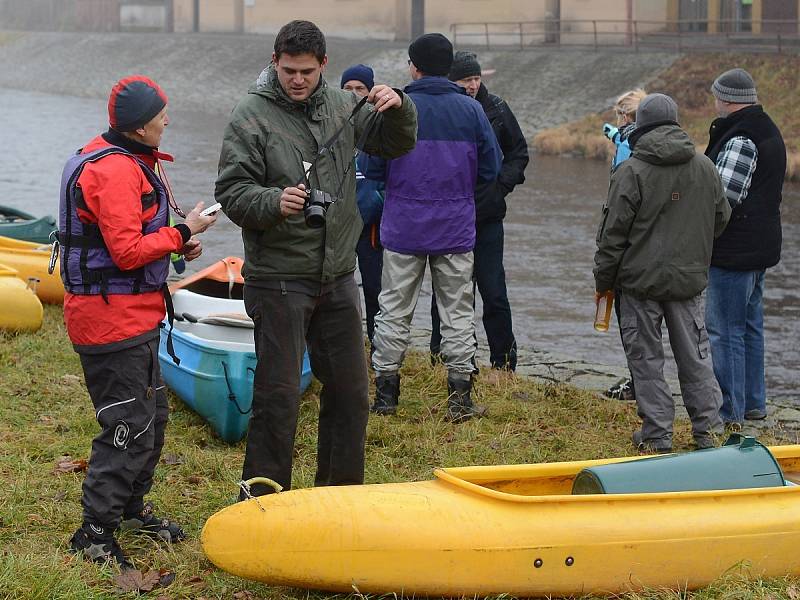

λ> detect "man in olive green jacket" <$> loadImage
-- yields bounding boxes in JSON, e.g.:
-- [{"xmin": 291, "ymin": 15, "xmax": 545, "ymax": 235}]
[
  {"xmin": 594, "ymin": 94, "xmax": 730, "ymax": 454},
  {"xmin": 216, "ymin": 20, "xmax": 417, "ymax": 497}
]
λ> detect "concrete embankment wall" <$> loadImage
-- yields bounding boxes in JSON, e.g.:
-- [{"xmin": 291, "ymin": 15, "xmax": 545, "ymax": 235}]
[{"xmin": 0, "ymin": 31, "xmax": 677, "ymax": 139}]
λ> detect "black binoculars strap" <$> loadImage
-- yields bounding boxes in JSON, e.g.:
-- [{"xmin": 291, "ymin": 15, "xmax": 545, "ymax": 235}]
[
  {"xmin": 335, "ymin": 110, "xmax": 380, "ymax": 199},
  {"xmin": 303, "ymin": 95, "xmax": 369, "ymax": 187}
]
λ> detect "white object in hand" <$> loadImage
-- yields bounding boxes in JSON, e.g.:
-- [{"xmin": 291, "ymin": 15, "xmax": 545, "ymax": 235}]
[{"xmin": 200, "ymin": 203, "xmax": 222, "ymax": 216}]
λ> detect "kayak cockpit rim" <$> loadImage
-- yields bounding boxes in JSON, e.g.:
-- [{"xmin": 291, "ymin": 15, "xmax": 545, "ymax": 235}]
[{"xmin": 434, "ymin": 443, "xmax": 800, "ymax": 503}]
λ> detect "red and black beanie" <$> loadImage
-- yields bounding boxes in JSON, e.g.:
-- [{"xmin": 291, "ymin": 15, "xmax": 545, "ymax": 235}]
[{"xmin": 108, "ymin": 75, "xmax": 168, "ymax": 132}]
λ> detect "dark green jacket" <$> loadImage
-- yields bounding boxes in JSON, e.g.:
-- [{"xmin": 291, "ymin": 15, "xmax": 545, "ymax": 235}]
[
  {"xmin": 594, "ymin": 124, "xmax": 731, "ymax": 301},
  {"xmin": 215, "ymin": 66, "xmax": 417, "ymax": 283}
]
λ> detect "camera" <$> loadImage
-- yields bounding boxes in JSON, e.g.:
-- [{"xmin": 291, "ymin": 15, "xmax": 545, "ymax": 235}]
[{"xmin": 303, "ymin": 189, "xmax": 338, "ymax": 228}]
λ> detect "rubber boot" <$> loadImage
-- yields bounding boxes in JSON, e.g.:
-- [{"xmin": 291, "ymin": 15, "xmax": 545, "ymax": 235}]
[
  {"xmin": 372, "ymin": 373, "xmax": 400, "ymax": 416},
  {"xmin": 446, "ymin": 375, "xmax": 486, "ymax": 423}
]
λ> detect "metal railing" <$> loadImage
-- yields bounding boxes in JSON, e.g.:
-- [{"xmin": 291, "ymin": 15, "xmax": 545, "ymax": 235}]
[{"xmin": 450, "ymin": 19, "xmax": 800, "ymax": 54}]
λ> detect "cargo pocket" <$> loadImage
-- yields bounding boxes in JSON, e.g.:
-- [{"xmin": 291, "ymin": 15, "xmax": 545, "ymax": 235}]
[
  {"xmin": 620, "ymin": 315, "xmax": 643, "ymax": 360},
  {"xmin": 694, "ymin": 315, "xmax": 710, "ymax": 359}
]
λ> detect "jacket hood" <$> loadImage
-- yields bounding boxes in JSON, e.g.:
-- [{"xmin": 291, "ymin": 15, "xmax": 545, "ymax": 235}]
[
  {"xmin": 249, "ymin": 65, "xmax": 328, "ymax": 117},
  {"xmin": 404, "ymin": 76, "xmax": 467, "ymax": 96},
  {"xmin": 632, "ymin": 124, "xmax": 696, "ymax": 166}
]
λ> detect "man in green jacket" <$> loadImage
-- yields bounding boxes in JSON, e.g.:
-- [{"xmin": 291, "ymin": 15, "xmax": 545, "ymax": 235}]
[
  {"xmin": 216, "ymin": 20, "xmax": 417, "ymax": 497},
  {"xmin": 594, "ymin": 93, "xmax": 731, "ymax": 454}
]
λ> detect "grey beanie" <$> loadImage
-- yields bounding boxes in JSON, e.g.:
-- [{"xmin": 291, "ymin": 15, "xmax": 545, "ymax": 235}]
[
  {"xmin": 635, "ymin": 93, "xmax": 679, "ymax": 129},
  {"xmin": 449, "ymin": 51, "xmax": 481, "ymax": 81},
  {"xmin": 711, "ymin": 68, "xmax": 758, "ymax": 104}
]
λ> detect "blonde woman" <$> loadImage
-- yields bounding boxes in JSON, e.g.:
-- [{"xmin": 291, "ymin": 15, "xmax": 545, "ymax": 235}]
[
  {"xmin": 601, "ymin": 88, "xmax": 646, "ymax": 403},
  {"xmin": 603, "ymin": 88, "xmax": 647, "ymax": 169}
]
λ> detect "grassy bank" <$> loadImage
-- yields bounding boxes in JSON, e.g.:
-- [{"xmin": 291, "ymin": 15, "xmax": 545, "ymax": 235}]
[
  {"xmin": 0, "ymin": 305, "xmax": 796, "ymax": 599},
  {"xmin": 533, "ymin": 53, "xmax": 800, "ymax": 180}
]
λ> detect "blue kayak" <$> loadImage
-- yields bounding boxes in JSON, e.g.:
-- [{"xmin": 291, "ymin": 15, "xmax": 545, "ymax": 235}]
[{"xmin": 158, "ymin": 288, "xmax": 312, "ymax": 443}]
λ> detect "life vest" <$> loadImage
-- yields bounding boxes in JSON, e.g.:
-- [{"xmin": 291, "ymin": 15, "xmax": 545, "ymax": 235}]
[{"xmin": 58, "ymin": 146, "xmax": 170, "ymax": 298}]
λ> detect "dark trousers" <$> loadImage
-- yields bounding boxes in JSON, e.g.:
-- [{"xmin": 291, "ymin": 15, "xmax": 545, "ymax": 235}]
[
  {"xmin": 614, "ymin": 289, "xmax": 635, "ymax": 389},
  {"xmin": 356, "ymin": 233, "xmax": 383, "ymax": 344},
  {"xmin": 431, "ymin": 220, "xmax": 516, "ymax": 370},
  {"xmin": 79, "ymin": 337, "xmax": 168, "ymax": 528},
  {"xmin": 242, "ymin": 275, "xmax": 369, "ymax": 496}
]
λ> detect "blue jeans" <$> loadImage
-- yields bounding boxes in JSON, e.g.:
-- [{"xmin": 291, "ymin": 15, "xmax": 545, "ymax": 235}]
[{"xmin": 705, "ymin": 267, "xmax": 766, "ymax": 424}]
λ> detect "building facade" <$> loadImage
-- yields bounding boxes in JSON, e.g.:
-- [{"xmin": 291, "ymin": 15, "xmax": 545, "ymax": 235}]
[
  {"xmin": 1, "ymin": 0, "xmax": 796, "ymax": 39},
  {"xmin": 169, "ymin": 0, "xmax": 798, "ymax": 39}
]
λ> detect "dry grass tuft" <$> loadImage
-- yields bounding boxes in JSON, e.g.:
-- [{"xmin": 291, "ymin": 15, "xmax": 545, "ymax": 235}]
[{"xmin": 534, "ymin": 53, "xmax": 800, "ymax": 181}]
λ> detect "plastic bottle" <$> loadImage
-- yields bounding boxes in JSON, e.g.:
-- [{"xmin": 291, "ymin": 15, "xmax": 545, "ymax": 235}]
[{"xmin": 594, "ymin": 290, "xmax": 614, "ymax": 332}]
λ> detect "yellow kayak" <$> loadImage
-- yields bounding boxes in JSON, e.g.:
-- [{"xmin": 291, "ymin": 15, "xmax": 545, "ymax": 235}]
[
  {"xmin": 0, "ymin": 264, "xmax": 43, "ymax": 332},
  {"xmin": 202, "ymin": 442, "xmax": 800, "ymax": 597},
  {"xmin": 0, "ymin": 235, "xmax": 64, "ymax": 304}
]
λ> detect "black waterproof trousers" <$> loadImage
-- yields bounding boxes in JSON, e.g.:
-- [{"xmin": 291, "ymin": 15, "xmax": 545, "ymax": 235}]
[
  {"xmin": 242, "ymin": 274, "xmax": 370, "ymax": 497},
  {"xmin": 79, "ymin": 336, "xmax": 168, "ymax": 528}
]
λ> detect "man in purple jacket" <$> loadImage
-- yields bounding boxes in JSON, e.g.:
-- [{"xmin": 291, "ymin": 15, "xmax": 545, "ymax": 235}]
[{"xmin": 368, "ymin": 33, "xmax": 502, "ymax": 423}]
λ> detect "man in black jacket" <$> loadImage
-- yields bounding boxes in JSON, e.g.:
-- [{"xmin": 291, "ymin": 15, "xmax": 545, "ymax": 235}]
[
  {"xmin": 705, "ymin": 68, "xmax": 786, "ymax": 428},
  {"xmin": 431, "ymin": 51, "xmax": 529, "ymax": 372}
]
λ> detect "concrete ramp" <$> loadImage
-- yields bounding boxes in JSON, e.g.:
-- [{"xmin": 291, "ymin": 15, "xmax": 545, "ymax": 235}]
[{"xmin": 0, "ymin": 32, "xmax": 676, "ymax": 137}]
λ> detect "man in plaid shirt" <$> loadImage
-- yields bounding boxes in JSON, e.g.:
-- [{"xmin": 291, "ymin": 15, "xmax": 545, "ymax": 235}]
[{"xmin": 704, "ymin": 68, "xmax": 786, "ymax": 428}]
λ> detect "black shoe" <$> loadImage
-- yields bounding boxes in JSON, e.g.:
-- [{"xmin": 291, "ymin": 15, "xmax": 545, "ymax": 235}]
[
  {"xmin": 604, "ymin": 378, "xmax": 635, "ymax": 401},
  {"xmin": 120, "ymin": 502, "xmax": 186, "ymax": 543},
  {"xmin": 446, "ymin": 375, "xmax": 487, "ymax": 423},
  {"xmin": 693, "ymin": 434, "xmax": 717, "ymax": 450},
  {"xmin": 744, "ymin": 409, "xmax": 767, "ymax": 421},
  {"xmin": 632, "ymin": 430, "xmax": 672, "ymax": 454},
  {"xmin": 371, "ymin": 374, "xmax": 400, "ymax": 415},
  {"xmin": 69, "ymin": 524, "xmax": 132, "ymax": 569}
]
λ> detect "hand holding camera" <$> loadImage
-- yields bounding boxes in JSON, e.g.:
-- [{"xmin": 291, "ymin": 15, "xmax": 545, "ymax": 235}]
[
  {"xmin": 280, "ymin": 184, "xmax": 309, "ymax": 217},
  {"xmin": 282, "ymin": 184, "xmax": 338, "ymax": 227}
]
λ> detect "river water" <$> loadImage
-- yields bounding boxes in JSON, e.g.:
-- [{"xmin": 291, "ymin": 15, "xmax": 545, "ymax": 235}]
[{"xmin": 2, "ymin": 88, "xmax": 797, "ymax": 401}]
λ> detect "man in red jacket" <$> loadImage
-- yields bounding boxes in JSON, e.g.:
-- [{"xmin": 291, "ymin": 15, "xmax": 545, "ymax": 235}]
[{"xmin": 60, "ymin": 75, "xmax": 217, "ymax": 568}]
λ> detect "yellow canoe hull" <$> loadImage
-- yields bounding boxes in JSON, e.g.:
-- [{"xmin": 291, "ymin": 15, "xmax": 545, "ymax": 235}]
[
  {"xmin": 0, "ymin": 236, "xmax": 64, "ymax": 304},
  {"xmin": 202, "ymin": 446, "xmax": 800, "ymax": 597},
  {"xmin": 0, "ymin": 264, "xmax": 43, "ymax": 332}
]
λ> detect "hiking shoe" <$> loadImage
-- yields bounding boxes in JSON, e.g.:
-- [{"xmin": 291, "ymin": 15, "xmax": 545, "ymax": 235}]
[
  {"xmin": 632, "ymin": 430, "xmax": 672, "ymax": 454},
  {"xmin": 604, "ymin": 378, "xmax": 635, "ymax": 401},
  {"xmin": 120, "ymin": 502, "xmax": 186, "ymax": 543},
  {"xmin": 69, "ymin": 524, "xmax": 132, "ymax": 569},
  {"xmin": 745, "ymin": 409, "xmax": 767, "ymax": 421},
  {"xmin": 724, "ymin": 421, "xmax": 743, "ymax": 433},
  {"xmin": 693, "ymin": 434, "xmax": 717, "ymax": 450}
]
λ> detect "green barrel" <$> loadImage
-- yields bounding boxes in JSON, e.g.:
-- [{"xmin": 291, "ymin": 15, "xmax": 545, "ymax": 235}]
[{"xmin": 572, "ymin": 434, "xmax": 785, "ymax": 495}]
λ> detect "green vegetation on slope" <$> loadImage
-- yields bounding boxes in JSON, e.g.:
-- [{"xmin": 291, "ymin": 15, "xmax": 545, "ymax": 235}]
[{"xmin": 534, "ymin": 53, "xmax": 800, "ymax": 180}]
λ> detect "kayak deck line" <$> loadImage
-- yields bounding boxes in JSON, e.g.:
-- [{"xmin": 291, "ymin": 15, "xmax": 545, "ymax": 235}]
[{"xmin": 434, "ymin": 445, "xmax": 800, "ymax": 503}]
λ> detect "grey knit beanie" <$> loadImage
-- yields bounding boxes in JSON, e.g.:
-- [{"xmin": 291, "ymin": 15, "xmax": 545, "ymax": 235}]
[
  {"xmin": 711, "ymin": 68, "xmax": 758, "ymax": 104},
  {"xmin": 449, "ymin": 51, "xmax": 481, "ymax": 81},
  {"xmin": 635, "ymin": 93, "xmax": 679, "ymax": 129}
]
